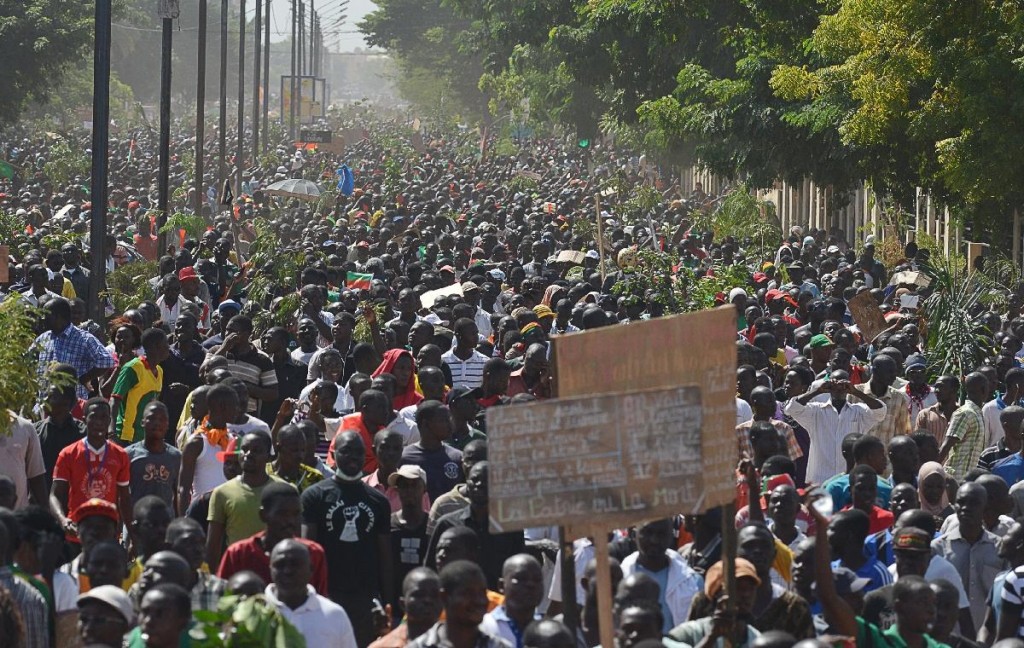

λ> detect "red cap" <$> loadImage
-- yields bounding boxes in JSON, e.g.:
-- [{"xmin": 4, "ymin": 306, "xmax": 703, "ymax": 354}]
[
  {"xmin": 752, "ymin": 272, "xmax": 768, "ymax": 283},
  {"xmin": 70, "ymin": 498, "xmax": 119, "ymax": 524},
  {"xmin": 357, "ymin": 240, "xmax": 370, "ymax": 248},
  {"xmin": 178, "ymin": 266, "xmax": 200, "ymax": 282},
  {"xmin": 217, "ymin": 436, "xmax": 239, "ymax": 462}
]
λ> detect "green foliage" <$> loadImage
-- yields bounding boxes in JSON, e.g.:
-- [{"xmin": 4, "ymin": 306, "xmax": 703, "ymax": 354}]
[
  {"xmin": 105, "ymin": 260, "xmax": 157, "ymax": 315},
  {"xmin": 0, "ymin": 296, "xmax": 45, "ymax": 434},
  {"xmin": 684, "ymin": 263, "xmax": 753, "ymax": 313},
  {"xmin": 246, "ymin": 218, "xmax": 307, "ymax": 334},
  {"xmin": 42, "ymin": 138, "xmax": 90, "ymax": 189},
  {"xmin": 160, "ymin": 212, "xmax": 208, "ymax": 241},
  {"xmin": 689, "ymin": 187, "xmax": 782, "ymax": 262},
  {"xmin": 921, "ymin": 255, "xmax": 999, "ymax": 380},
  {"xmin": 190, "ymin": 594, "xmax": 306, "ymax": 648},
  {"xmin": 0, "ymin": 0, "xmax": 96, "ymax": 127}
]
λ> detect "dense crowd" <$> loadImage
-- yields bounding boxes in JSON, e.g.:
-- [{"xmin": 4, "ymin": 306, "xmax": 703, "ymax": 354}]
[{"xmin": 0, "ymin": 113, "xmax": 1022, "ymax": 648}]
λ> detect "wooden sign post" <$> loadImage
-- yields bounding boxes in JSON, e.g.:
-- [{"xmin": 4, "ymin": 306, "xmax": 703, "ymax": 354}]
[{"xmin": 487, "ymin": 307, "xmax": 738, "ymax": 647}]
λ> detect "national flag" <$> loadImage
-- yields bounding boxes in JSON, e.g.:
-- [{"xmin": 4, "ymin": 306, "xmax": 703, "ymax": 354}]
[
  {"xmin": 127, "ymin": 139, "xmax": 136, "ymax": 165},
  {"xmin": 0, "ymin": 160, "xmax": 16, "ymax": 180},
  {"xmin": 346, "ymin": 272, "xmax": 372, "ymax": 290}
]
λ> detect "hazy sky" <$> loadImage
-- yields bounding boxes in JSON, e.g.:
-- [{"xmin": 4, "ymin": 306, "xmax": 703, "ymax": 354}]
[{"xmin": 266, "ymin": 0, "xmax": 378, "ymax": 52}]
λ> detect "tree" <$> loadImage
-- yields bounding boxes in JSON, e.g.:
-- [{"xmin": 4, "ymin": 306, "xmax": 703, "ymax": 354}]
[
  {"xmin": 770, "ymin": 0, "xmax": 1024, "ymax": 224},
  {"xmin": 0, "ymin": 0, "xmax": 95, "ymax": 127}
]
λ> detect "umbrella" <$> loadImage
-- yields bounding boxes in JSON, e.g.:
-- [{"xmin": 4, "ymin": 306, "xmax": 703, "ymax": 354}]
[{"xmin": 263, "ymin": 178, "xmax": 321, "ymax": 201}]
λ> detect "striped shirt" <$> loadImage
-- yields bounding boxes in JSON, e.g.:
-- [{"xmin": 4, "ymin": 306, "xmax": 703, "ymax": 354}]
[
  {"xmin": 112, "ymin": 356, "xmax": 163, "ymax": 443},
  {"xmin": 915, "ymin": 403, "xmax": 952, "ymax": 444},
  {"xmin": 943, "ymin": 400, "xmax": 986, "ymax": 481},
  {"xmin": 784, "ymin": 398, "xmax": 887, "ymax": 486},
  {"xmin": 224, "ymin": 347, "xmax": 278, "ymax": 416},
  {"xmin": 442, "ymin": 349, "xmax": 489, "ymax": 389},
  {"xmin": 736, "ymin": 419, "xmax": 804, "ymax": 461},
  {"xmin": 855, "ymin": 384, "xmax": 911, "ymax": 447},
  {"xmin": 0, "ymin": 566, "xmax": 49, "ymax": 648}
]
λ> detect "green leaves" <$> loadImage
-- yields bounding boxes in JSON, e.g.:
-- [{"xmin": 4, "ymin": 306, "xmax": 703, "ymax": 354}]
[
  {"xmin": 0, "ymin": 296, "xmax": 46, "ymax": 435},
  {"xmin": 189, "ymin": 594, "xmax": 307, "ymax": 648}
]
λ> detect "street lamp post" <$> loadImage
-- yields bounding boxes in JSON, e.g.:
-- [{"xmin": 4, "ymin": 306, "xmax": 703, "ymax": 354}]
[
  {"xmin": 156, "ymin": 0, "xmax": 178, "ymax": 253},
  {"xmin": 88, "ymin": 0, "xmax": 113, "ymax": 322}
]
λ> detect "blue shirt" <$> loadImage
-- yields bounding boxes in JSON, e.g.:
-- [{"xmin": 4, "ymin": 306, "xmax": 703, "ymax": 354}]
[
  {"xmin": 992, "ymin": 453, "xmax": 1024, "ymax": 487},
  {"xmin": 31, "ymin": 323, "xmax": 115, "ymax": 400},
  {"xmin": 832, "ymin": 557, "xmax": 893, "ymax": 594},
  {"xmin": 822, "ymin": 473, "xmax": 892, "ymax": 511}
]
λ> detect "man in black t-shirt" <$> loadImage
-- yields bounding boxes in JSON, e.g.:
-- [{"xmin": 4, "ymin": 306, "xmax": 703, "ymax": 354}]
[
  {"xmin": 401, "ymin": 400, "xmax": 464, "ymax": 503},
  {"xmin": 388, "ymin": 464, "xmax": 430, "ymax": 619},
  {"xmin": 301, "ymin": 430, "xmax": 392, "ymax": 647}
]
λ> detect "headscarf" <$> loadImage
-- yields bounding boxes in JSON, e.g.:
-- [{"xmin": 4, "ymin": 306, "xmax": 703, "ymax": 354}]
[
  {"xmin": 917, "ymin": 461, "xmax": 950, "ymax": 516},
  {"xmin": 372, "ymin": 348, "xmax": 422, "ymax": 410},
  {"xmin": 541, "ymin": 284, "xmax": 565, "ymax": 307}
]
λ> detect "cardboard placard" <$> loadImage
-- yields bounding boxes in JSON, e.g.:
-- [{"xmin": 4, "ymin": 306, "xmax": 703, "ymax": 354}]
[
  {"xmin": 0, "ymin": 245, "xmax": 8, "ymax": 283},
  {"xmin": 555, "ymin": 250, "xmax": 586, "ymax": 265},
  {"xmin": 889, "ymin": 270, "xmax": 931, "ymax": 289},
  {"xmin": 420, "ymin": 283, "xmax": 463, "ymax": 309},
  {"xmin": 300, "ymin": 129, "xmax": 332, "ymax": 144},
  {"xmin": 487, "ymin": 307, "xmax": 737, "ymax": 534},
  {"xmin": 487, "ymin": 385, "xmax": 705, "ymax": 532},
  {"xmin": 848, "ymin": 290, "xmax": 889, "ymax": 342}
]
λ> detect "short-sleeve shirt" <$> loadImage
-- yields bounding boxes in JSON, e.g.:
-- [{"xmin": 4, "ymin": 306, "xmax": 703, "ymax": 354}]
[
  {"xmin": 992, "ymin": 453, "xmax": 1024, "ymax": 487},
  {"xmin": 224, "ymin": 347, "xmax": 278, "ymax": 417},
  {"xmin": 389, "ymin": 513, "xmax": 428, "ymax": 609},
  {"xmin": 32, "ymin": 323, "xmax": 115, "ymax": 400},
  {"xmin": 125, "ymin": 442, "xmax": 182, "ymax": 508},
  {"xmin": 300, "ymin": 478, "xmax": 390, "ymax": 604},
  {"xmin": 52, "ymin": 439, "xmax": 130, "ymax": 515},
  {"xmin": 111, "ymin": 356, "xmax": 164, "ymax": 444},
  {"xmin": 208, "ymin": 476, "xmax": 285, "ymax": 546},
  {"xmin": 1001, "ymin": 566, "xmax": 1024, "ymax": 637},
  {"xmin": 441, "ymin": 349, "xmax": 489, "ymax": 389},
  {"xmin": 0, "ymin": 415, "xmax": 47, "ymax": 508},
  {"xmin": 400, "ymin": 443, "xmax": 464, "ymax": 503},
  {"xmin": 944, "ymin": 401, "xmax": 986, "ymax": 480},
  {"xmin": 217, "ymin": 532, "xmax": 329, "ymax": 596}
]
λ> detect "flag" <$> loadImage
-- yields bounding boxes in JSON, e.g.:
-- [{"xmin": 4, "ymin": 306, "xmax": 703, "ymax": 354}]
[
  {"xmin": 219, "ymin": 179, "xmax": 234, "ymax": 206},
  {"xmin": 0, "ymin": 160, "xmax": 16, "ymax": 180},
  {"xmin": 346, "ymin": 272, "xmax": 372, "ymax": 290},
  {"xmin": 336, "ymin": 164, "xmax": 354, "ymax": 196},
  {"xmin": 127, "ymin": 139, "xmax": 136, "ymax": 165}
]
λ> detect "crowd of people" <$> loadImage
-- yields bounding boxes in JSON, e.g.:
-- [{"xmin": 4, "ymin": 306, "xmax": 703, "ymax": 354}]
[{"xmin": 1, "ymin": 111, "xmax": 1024, "ymax": 648}]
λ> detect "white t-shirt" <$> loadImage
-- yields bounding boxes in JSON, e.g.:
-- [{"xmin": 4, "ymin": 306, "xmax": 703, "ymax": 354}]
[{"xmin": 889, "ymin": 554, "xmax": 970, "ymax": 608}]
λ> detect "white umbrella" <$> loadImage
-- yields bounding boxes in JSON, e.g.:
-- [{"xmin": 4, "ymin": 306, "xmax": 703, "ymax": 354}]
[{"xmin": 263, "ymin": 178, "xmax": 321, "ymax": 201}]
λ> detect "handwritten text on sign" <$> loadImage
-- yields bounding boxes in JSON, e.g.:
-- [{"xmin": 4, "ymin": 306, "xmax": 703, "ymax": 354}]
[{"xmin": 487, "ymin": 386, "xmax": 703, "ymax": 532}]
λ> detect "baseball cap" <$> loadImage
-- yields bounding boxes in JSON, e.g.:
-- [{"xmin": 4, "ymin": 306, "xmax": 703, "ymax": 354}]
[
  {"xmin": 728, "ymin": 288, "xmax": 748, "ymax": 301},
  {"xmin": 70, "ymin": 498, "xmax": 119, "ymax": 524},
  {"xmin": 533, "ymin": 305, "xmax": 555, "ymax": 320},
  {"xmin": 831, "ymin": 567, "xmax": 871, "ymax": 595},
  {"xmin": 488, "ymin": 269, "xmax": 506, "ymax": 281},
  {"xmin": 705, "ymin": 557, "xmax": 760, "ymax": 597},
  {"xmin": 78, "ymin": 585, "xmax": 136, "ymax": 625},
  {"xmin": 461, "ymin": 281, "xmax": 479, "ymax": 292},
  {"xmin": 387, "ymin": 464, "xmax": 427, "ymax": 488},
  {"xmin": 178, "ymin": 266, "xmax": 200, "ymax": 282},
  {"xmin": 357, "ymin": 240, "xmax": 370, "ymax": 248},
  {"xmin": 585, "ymin": 250, "xmax": 600, "ymax": 260},
  {"xmin": 893, "ymin": 527, "xmax": 932, "ymax": 553},
  {"xmin": 217, "ymin": 436, "xmax": 239, "ymax": 462},
  {"xmin": 217, "ymin": 299, "xmax": 242, "ymax": 314},
  {"xmin": 447, "ymin": 386, "xmax": 483, "ymax": 404},
  {"xmin": 809, "ymin": 334, "xmax": 834, "ymax": 349}
]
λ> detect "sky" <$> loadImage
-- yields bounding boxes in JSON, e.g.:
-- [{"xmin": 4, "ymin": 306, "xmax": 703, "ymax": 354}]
[{"xmin": 266, "ymin": 0, "xmax": 378, "ymax": 52}]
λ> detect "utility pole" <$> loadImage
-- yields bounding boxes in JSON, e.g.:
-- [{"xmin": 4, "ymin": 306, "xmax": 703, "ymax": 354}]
[
  {"xmin": 236, "ymin": 0, "xmax": 245, "ymax": 198},
  {"xmin": 219, "ymin": 0, "xmax": 228, "ymax": 201},
  {"xmin": 262, "ymin": 0, "xmax": 270, "ymax": 152},
  {"xmin": 299, "ymin": 2, "xmax": 305, "ymax": 78},
  {"xmin": 195, "ymin": 0, "xmax": 208, "ymax": 220},
  {"xmin": 156, "ymin": 1, "xmax": 177, "ymax": 253},
  {"xmin": 309, "ymin": 2, "xmax": 315, "ymax": 79},
  {"xmin": 88, "ymin": 0, "xmax": 112, "ymax": 322},
  {"xmin": 289, "ymin": 0, "xmax": 297, "ymax": 138},
  {"xmin": 252, "ymin": 0, "xmax": 261, "ymax": 159}
]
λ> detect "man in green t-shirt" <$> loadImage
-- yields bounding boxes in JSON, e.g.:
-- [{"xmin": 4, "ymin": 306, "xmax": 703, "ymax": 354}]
[{"xmin": 206, "ymin": 431, "xmax": 282, "ymax": 569}]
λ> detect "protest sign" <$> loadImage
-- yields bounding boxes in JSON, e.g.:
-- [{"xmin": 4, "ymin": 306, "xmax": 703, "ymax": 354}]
[{"xmin": 848, "ymin": 290, "xmax": 889, "ymax": 342}]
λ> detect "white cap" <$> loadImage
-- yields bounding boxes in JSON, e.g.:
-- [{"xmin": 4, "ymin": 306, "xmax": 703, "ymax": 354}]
[{"xmin": 78, "ymin": 585, "xmax": 136, "ymax": 625}]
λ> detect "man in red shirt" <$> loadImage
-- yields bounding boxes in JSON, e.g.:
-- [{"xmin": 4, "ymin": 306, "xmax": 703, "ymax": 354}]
[
  {"xmin": 217, "ymin": 481, "xmax": 328, "ymax": 595},
  {"xmin": 841, "ymin": 464, "xmax": 894, "ymax": 534},
  {"xmin": 327, "ymin": 389, "xmax": 391, "ymax": 473},
  {"xmin": 50, "ymin": 398, "xmax": 133, "ymax": 542}
]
